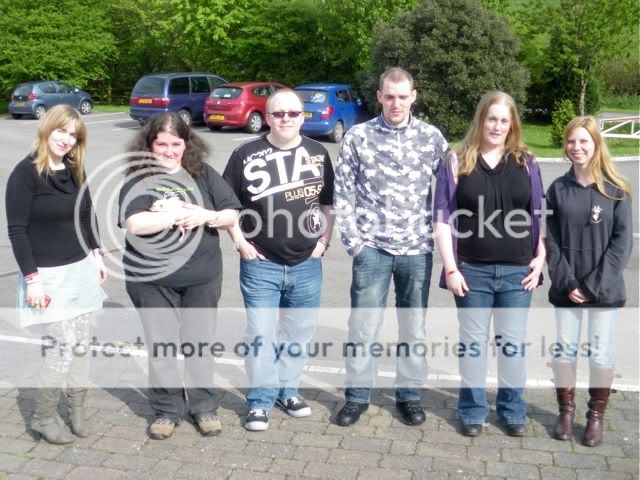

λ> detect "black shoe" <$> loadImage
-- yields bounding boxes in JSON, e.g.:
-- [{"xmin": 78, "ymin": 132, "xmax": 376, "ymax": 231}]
[
  {"xmin": 505, "ymin": 423, "xmax": 527, "ymax": 437},
  {"xmin": 461, "ymin": 423, "xmax": 483, "ymax": 437},
  {"xmin": 397, "ymin": 401, "xmax": 426, "ymax": 426},
  {"xmin": 336, "ymin": 402, "xmax": 368, "ymax": 427}
]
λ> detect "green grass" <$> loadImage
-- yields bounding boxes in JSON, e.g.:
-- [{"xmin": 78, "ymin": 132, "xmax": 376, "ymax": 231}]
[
  {"xmin": 93, "ymin": 104, "xmax": 129, "ymax": 112},
  {"xmin": 600, "ymin": 94, "xmax": 640, "ymax": 114}
]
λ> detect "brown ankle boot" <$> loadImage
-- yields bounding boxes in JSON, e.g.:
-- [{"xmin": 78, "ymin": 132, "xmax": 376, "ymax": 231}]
[
  {"xmin": 552, "ymin": 362, "xmax": 576, "ymax": 441},
  {"xmin": 582, "ymin": 368, "xmax": 614, "ymax": 447}
]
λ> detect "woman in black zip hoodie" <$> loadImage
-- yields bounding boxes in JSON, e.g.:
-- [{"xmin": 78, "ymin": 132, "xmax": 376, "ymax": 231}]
[{"xmin": 545, "ymin": 116, "xmax": 632, "ymax": 447}]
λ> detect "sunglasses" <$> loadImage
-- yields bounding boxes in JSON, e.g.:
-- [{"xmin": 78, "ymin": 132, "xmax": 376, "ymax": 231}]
[{"xmin": 269, "ymin": 111, "xmax": 303, "ymax": 119}]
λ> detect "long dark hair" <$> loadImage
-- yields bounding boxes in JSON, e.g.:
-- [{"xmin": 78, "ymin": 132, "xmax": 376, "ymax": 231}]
[{"xmin": 125, "ymin": 113, "xmax": 208, "ymax": 177}]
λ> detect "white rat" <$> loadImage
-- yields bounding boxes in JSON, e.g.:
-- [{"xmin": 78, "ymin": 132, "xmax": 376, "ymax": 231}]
[{"xmin": 149, "ymin": 197, "xmax": 187, "ymax": 241}]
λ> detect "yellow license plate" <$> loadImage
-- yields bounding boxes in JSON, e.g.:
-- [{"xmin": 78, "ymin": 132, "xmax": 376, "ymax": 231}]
[
  {"xmin": 303, "ymin": 112, "xmax": 312, "ymax": 118},
  {"xmin": 138, "ymin": 98, "xmax": 152, "ymax": 104},
  {"xmin": 209, "ymin": 114, "xmax": 224, "ymax": 121},
  {"xmin": 14, "ymin": 101, "xmax": 25, "ymax": 107}
]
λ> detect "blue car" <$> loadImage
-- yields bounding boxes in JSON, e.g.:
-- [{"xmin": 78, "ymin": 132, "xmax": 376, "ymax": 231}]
[
  {"xmin": 9, "ymin": 81, "xmax": 93, "ymax": 120},
  {"xmin": 295, "ymin": 84, "xmax": 368, "ymax": 142},
  {"xmin": 129, "ymin": 72, "xmax": 226, "ymax": 126}
]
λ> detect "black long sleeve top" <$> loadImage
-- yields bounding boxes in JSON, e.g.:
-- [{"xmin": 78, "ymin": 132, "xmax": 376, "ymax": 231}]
[{"xmin": 6, "ymin": 155, "xmax": 100, "ymax": 275}]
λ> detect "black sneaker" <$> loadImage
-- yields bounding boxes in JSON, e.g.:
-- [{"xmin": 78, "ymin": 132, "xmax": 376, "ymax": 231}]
[
  {"xmin": 275, "ymin": 396, "xmax": 312, "ymax": 418},
  {"xmin": 245, "ymin": 408, "xmax": 269, "ymax": 431},
  {"xmin": 336, "ymin": 402, "xmax": 369, "ymax": 426},
  {"xmin": 397, "ymin": 401, "xmax": 426, "ymax": 426}
]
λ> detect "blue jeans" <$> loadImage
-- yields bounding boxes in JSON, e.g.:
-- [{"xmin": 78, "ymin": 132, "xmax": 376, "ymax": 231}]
[
  {"xmin": 554, "ymin": 308, "xmax": 617, "ymax": 369},
  {"xmin": 345, "ymin": 247, "xmax": 432, "ymax": 404},
  {"xmin": 454, "ymin": 263, "xmax": 532, "ymax": 426},
  {"xmin": 240, "ymin": 257, "xmax": 322, "ymax": 410}
]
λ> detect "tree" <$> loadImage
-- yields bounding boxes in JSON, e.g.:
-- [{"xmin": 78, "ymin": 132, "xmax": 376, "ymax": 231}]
[
  {"xmin": 0, "ymin": 0, "xmax": 116, "ymax": 98},
  {"xmin": 367, "ymin": 0, "xmax": 529, "ymax": 138}
]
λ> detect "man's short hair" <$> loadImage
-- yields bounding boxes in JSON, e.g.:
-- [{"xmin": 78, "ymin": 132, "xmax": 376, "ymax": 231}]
[
  {"xmin": 378, "ymin": 67, "xmax": 414, "ymax": 91},
  {"xmin": 266, "ymin": 88, "xmax": 304, "ymax": 113}
]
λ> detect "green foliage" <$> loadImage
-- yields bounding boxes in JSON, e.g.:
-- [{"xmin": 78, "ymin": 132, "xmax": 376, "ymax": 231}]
[
  {"xmin": 0, "ymin": 0, "xmax": 116, "ymax": 98},
  {"xmin": 550, "ymin": 99, "xmax": 576, "ymax": 147},
  {"xmin": 367, "ymin": 0, "xmax": 529, "ymax": 138},
  {"xmin": 600, "ymin": 94, "xmax": 640, "ymax": 114},
  {"xmin": 598, "ymin": 53, "xmax": 640, "ymax": 96}
]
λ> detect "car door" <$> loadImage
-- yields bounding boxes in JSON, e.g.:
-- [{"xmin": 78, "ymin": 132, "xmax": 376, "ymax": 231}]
[
  {"xmin": 189, "ymin": 75, "xmax": 212, "ymax": 120},
  {"xmin": 37, "ymin": 82, "xmax": 59, "ymax": 108},
  {"xmin": 56, "ymin": 82, "xmax": 80, "ymax": 109},
  {"xmin": 336, "ymin": 89, "xmax": 356, "ymax": 129},
  {"xmin": 168, "ymin": 76, "xmax": 190, "ymax": 112}
]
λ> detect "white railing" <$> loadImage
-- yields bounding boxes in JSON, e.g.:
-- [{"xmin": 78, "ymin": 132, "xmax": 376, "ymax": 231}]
[{"xmin": 599, "ymin": 116, "xmax": 640, "ymax": 140}]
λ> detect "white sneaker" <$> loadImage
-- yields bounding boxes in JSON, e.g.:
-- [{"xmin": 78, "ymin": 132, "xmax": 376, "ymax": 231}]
[
  {"xmin": 245, "ymin": 408, "xmax": 269, "ymax": 431},
  {"xmin": 275, "ymin": 396, "xmax": 312, "ymax": 418}
]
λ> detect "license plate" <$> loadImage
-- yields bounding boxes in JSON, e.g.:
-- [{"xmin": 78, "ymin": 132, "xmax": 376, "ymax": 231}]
[
  {"xmin": 303, "ymin": 112, "xmax": 312, "ymax": 118},
  {"xmin": 138, "ymin": 98, "xmax": 152, "ymax": 104},
  {"xmin": 209, "ymin": 114, "xmax": 224, "ymax": 121},
  {"xmin": 14, "ymin": 101, "xmax": 25, "ymax": 107}
]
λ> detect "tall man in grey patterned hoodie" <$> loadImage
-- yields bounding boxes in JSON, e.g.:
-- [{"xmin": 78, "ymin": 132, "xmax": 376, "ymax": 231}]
[{"xmin": 334, "ymin": 67, "xmax": 449, "ymax": 427}]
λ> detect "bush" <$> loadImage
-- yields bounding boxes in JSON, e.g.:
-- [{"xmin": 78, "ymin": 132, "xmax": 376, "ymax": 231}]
[
  {"xmin": 366, "ymin": 0, "xmax": 529, "ymax": 139},
  {"xmin": 550, "ymin": 99, "xmax": 576, "ymax": 147}
]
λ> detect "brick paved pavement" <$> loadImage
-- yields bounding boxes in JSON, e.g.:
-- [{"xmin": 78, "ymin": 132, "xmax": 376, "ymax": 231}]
[{"xmin": 0, "ymin": 386, "xmax": 637, "ymax": 479}]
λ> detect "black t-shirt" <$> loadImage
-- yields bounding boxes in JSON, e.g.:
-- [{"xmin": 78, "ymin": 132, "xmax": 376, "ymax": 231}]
[
  {"xmin": 118, "ymin": 164, "xmax": 241, "ymax": 287},
  {"xmin": 223, "ymin": 135, "xmax": 334, "ymax": 265},
  {"xmin": 456, "ymin": 154, "xmax": 532, "ymax": 265},
  {"xmin": 6, "ymin": 156, "xmax": 100, "ymax": 275}
]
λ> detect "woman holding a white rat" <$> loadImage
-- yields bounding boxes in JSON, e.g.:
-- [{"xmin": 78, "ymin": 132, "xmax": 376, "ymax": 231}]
[{"xmin": 118, "ymin": 112, "xmax": 240, "ymax": 440}]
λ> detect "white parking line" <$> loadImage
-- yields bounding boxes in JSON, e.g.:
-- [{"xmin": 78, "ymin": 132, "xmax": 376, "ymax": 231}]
[
  {"xmin": 85, "ymin": 118, "xmax": 134, "ymax": 125},
  {"xmin": 15, "ymin": 111, "xmax": 128, "ymax": 126},
  {"xmin": 232, "ymin": 135, "xmax": 260, "ymax": 141}
]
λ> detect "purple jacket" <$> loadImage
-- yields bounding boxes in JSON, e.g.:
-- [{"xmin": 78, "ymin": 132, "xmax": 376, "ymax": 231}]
[{"xmin": 433, "ymin": 152, "xmax": 545, "ymax": 288}]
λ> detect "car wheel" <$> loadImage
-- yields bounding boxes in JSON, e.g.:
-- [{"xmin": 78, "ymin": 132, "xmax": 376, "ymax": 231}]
[
  {"xmin": 34, "ymin": 105, "xmax": 47, "ymax": 120},
  {"xmin": 10, "ymin": 113, "xmax": 22, "ymax": 119},
  {"xmin": 79, "ymin": 100, "xmax": 92, "ymax": 115},
  {"xmin": 330, "ymin": 121, "xmax": 345, "ymax": 143},
  {"xmin": 177, "ymin": 109, "xmax": 191, "ymax": 126},
  {"xmin": 246, "ymin": 112, "xmax": 263, "ymax": 134},
  {"xmin": 208, "ymin": 124, "xmax": 222, "ymax": 131}
]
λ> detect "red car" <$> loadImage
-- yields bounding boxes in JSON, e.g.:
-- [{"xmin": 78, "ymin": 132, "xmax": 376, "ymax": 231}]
[{"xmin": 204, "ymin": 82, "xmax": 286, "ymax": 133}]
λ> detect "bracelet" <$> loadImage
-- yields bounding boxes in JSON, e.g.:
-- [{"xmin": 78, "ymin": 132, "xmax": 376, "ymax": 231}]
[
  {"xmin": 446, "ymin": 269, "xmax": 459, "ymax": 276},
  {"xmin": 24, "ymin": 272, "xmax": 41, "ymax": 284},
  {"xmin": 318, "ymin": 238, "xmax": 330, "ymax": 249}
]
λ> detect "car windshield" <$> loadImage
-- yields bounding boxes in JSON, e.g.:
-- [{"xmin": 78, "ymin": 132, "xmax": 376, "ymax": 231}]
[
  {"xmin": 211, "ymin": 87, "xmax": 242, "ymax": 99},
  {"xmin": 298, "ymin": 90, "xmax": 327, "ymax": 104},
  {"xmin": 13, "ymin": 85, "xmax": 32, "ymax": 96},
  {"xmin": 132, "ymin": 77, "xmax": 165, "ymax": 96}
]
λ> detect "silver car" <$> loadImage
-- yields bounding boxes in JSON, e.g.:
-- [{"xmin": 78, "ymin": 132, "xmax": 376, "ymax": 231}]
[{"xmin": 8, "ymin": 81, "xmax": 93, "ymax": 119}]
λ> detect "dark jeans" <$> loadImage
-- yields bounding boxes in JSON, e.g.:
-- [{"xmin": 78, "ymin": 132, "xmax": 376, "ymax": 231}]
[
  {"xmin": 126, "ymin": 277, "xmax": 221, "ymax": 423},
  {"xmin": 345, "ymin": 247, "xmax": 432, "ymax": 404}
]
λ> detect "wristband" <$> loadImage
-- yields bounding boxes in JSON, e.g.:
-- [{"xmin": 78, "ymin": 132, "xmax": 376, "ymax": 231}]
[
  {"xmin": 24, "ymin": 272, "xmax": 41, "ymax": 284},
  {"xmin": 318, "ymin": 238, "xmax": 330, "ymax": 249},
  {"xmin": 446, "ymin": 269, "xmax": 459, "ymax": 276}
]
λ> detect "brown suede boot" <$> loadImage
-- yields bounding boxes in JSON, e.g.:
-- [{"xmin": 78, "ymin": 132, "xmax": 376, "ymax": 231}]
[
  {"xmin": 552, "ymin": 362, "xmax": 577, "ymax": 441},
  {"xmin": 582, "ymin": 368, "xmax": 614, "ymax": 447}
]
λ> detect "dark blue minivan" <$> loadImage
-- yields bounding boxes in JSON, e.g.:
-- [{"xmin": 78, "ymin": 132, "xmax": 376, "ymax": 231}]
[{"xmin": 129, "ymin": 72, "xmax": 226, "ymax": 126}]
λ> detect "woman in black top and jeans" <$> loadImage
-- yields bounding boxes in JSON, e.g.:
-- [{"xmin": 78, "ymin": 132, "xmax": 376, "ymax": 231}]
[
  {"xmin": 6, "ymin": 105, "xmax": 107, "ymax": 444},
  {"xmin": 435, "ymin": 91, "xmax": 546, "ymax": 437},
  {"xmin": 119, "ymin": 113, "xmax": 240, "ymax": 440}
]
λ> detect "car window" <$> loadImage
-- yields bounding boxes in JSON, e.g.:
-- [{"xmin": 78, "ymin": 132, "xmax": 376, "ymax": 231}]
[
  {"xmin": 270, "ymin": 85, "xmax": 284, "ymax": 95},
  {"xmin": 191, "ymin": 76, "xmax": 210, "ymax": 94},
  {"xmin": 297, "ymin": 90, "xmax": 326, "ymax": 104},
  {"xmin": 38, "ymin": 83, "xmax": 56, "ymax": 94},
  {"xmin": 133, "ymin": 76, "xmax": 165, "ymax": 96},
  {"xmin": 348, "ymin": 90, "xmax": 361, "ymax": 102},
  {"xmin": 207, "ymin": 76, "xmax": 226, "ymax": 90},
  {"xmin": 211, "ymin": 87, "xmax": 242, "ymax": 99},
  {"xmin": 252, "ymin": 86, "xmax": 270, "ymax": 97},
  {"xmin": 169, "ymin": 77, "xmax": 190, "ymax": 95},
  {"xmin": 336, "ymin": 90, "xmax": 350, "ymax": 103},
  {"xmin": 13, "ymin": 85, "xmax": 32, "ymax": 96},
  {"xmin": 57, "ymin": 82, "xmax": 75, "ymax": 94}
]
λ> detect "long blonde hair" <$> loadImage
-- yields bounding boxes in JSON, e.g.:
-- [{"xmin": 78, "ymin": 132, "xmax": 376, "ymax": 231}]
[
  {"xmin": 563, "ymin": 116, "xmax": 632, "ymax": 199},
  {"xmin": 456, "ymin": 91, "xmax": 528, "ymax": 176},
  {"xmin": 31, "ymin": 105, "xmax": 87, "ymax": 183}
]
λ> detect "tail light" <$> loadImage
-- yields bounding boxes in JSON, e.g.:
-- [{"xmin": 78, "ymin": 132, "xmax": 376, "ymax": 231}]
[
  {"xmin": 320, "ymin": 106, "xmax": 334, "ymax": 119},
  {"xmin": 152, "ymin": 97, "xmax": 170, "ymax": 107},
  {"xmin": 27, "ymin": 93, "xmax": 38, "ymax": 100}
]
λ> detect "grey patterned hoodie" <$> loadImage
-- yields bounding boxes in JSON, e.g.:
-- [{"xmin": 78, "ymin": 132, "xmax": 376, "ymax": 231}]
[{"xmin": 334, "ymin": 114, "xmax": 449, "ymax": 256}]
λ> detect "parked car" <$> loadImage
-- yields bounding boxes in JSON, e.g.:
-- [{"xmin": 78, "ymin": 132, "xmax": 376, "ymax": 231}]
[
  {"xmin": 129, "ymin": 72, "xmax": 226, "ymax": 126},
  {"xmin": 8, "ymin": 81, "xmax": 93, "ymax": 120},
  {"xmin": 294, "ymin": 84, "xmax": 367, "ymax": 142},
  {"xmin": 204, "ymin": 81, "xmax": 286, "ymax": 134}
]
